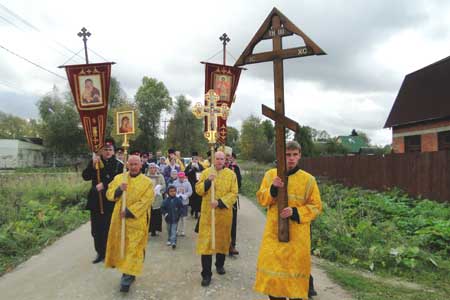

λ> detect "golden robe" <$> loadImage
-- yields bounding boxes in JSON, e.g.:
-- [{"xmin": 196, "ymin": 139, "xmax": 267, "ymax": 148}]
[
  {"xmin": 195, "ymin": 167, "xmax": 238, "ymax": 255},
  {"xmin": 176, "ymin": 157, "xmax": 185, "ymax": 171},
  {"xmin": 254, "ymin": 168, "xmax": 322, "ymax": 299},
  {"xmin": 105, "ymin": 173, "xmax": 154, "ymax": 276},
  {"xmin": 199, "ymin": 160, "xmax": 210, "ymax": 169}
]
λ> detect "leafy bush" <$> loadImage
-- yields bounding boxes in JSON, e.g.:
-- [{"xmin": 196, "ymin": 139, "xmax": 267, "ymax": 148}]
[{"xmin": 0, "ymin": 173, "xmax": 89, "ymax": 274}]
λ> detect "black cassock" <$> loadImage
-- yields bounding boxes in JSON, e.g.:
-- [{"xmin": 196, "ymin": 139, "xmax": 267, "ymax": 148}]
[
  {"xmin": 184, "ymin": 162, "xmax": 204, "ymax": 216},
  {"xmin": 82, "ymin": 156, "xmax": 123, "ymax": 259}
]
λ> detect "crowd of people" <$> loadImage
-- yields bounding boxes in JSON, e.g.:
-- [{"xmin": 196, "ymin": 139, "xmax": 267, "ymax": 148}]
[{"xmin": 82, "ymin": 138, "xmax": 322, "ymax": 300}]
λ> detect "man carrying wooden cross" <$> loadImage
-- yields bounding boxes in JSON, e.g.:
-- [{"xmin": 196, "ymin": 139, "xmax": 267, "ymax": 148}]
[{"xmin": 254, "ymin": 140, "xmax": 322, "ymax": 300}]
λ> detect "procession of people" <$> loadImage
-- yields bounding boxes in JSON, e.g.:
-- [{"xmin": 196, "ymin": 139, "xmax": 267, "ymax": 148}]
[{"xmin": 81, "ymin": 139, "xmax": 322, "ymax": 299}]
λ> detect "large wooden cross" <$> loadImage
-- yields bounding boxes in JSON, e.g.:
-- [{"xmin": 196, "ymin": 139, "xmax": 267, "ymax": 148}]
[{"xmin": 235, "ymin": 7, "xmax": 326, "ymax": 242}]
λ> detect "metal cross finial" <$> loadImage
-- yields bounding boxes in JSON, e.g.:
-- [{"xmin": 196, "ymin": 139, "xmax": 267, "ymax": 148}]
[
  {"xmin": 219, "ymin": 33, "xmax": 230, "ymax": 65},
  {"xmin": 78, "ymin": 27, "xmax": 91, "ymax": 64},
  {"xmin": 219, "ymin": 33, "xmax": 230, "ymax": 46}
]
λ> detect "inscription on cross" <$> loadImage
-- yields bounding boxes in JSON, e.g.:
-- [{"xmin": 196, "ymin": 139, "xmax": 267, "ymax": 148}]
[{"xmin": 235, "ymin": 7, "xmax": 326, "ymax": 242}]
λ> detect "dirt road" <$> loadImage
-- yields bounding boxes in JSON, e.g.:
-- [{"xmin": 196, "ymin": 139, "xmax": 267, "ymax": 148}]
[{"xmin": 0, "ymin": 195, "xmax": 352, "ymax": 300}]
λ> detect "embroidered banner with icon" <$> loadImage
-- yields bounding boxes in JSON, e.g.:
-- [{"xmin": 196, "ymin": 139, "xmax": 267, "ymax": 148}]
[
  {"xmin": 63, "ymin": 62, "xmax": 113, "ymax": 152},
  {"xmin": 203, "ymin": 62, "xmax": 242, "ymax": 144}
]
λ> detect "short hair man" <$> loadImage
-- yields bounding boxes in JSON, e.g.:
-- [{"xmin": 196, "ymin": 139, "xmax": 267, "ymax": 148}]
[
  {"xmin": 195, "ymin": 151, "xmax": 238, "ymax": 287},
  {"xmin": 81, "ymin": 138, "xmax": 123, "ymax": 264},
  {"xmin": 254, "ymin": 141, "xmax": 322, "ymax": 300}
]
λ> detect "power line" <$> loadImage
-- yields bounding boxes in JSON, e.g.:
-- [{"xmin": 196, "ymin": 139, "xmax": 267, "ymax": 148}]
[
  {"xmin": 0, "ymin": 44, "xmax": 66, "ymax": 80},
  {"xmin": 0, "ymin": 3, "xmax": 85, "ymax": 63},
  {"xmin": 0, "ymin": 3, "xmax": 38, "ymax": 31},
  {"xmin": 0, "ymin": 13, "xmax": 26, "ymax": 31},
  {"xmin": 0, "ymin": 4, "xmax": 111, "ymax": 66}
]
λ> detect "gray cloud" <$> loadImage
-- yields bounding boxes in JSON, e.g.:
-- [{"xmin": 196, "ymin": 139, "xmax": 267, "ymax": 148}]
[{"xmin": 0, "ymin": 0, "xmax": 449, "ymax": 146}]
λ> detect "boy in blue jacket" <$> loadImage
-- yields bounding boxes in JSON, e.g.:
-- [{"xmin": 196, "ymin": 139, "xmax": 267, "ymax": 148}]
[{"xmin": 161, "ymin": 185, "xmax": 184, "ymax": 249}]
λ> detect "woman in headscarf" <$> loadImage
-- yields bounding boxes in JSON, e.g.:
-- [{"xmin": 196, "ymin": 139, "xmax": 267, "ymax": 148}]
[{"xmin": 146, "ymin": 163, "xmax": 166, "ymax": 236}]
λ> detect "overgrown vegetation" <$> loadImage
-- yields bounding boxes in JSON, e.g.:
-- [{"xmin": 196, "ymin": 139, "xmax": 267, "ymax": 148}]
[
  {"xmin": 240, "ymin": 160, "xmax": 450, "ymax": 297},
  {"xmin": 0, "ymin": 172, "xmax": 89, "ymax": 275}
]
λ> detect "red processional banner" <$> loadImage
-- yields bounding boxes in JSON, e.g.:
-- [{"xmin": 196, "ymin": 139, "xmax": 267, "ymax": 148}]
[
  {"xmin": 62, "ymin": 62, "xmax": 114, "ymax": 152},
  {"xmin": 203, "ymin": 62, "xmax": 242, "ymax": 144}
]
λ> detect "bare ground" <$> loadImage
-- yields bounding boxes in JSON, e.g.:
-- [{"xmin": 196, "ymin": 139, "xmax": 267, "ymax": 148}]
[{"xmin": 0, "ymin": 195, "xmax": 352, "ymax": 300}]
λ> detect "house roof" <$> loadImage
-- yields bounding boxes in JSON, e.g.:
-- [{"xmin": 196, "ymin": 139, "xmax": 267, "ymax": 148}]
[
  {"xmin": 337, "ymin": 136, "xmax": 368, "ymax": 153},
  {"xmin": 384, "ymin": 55, "xmax": 450, "ymax": 128}
]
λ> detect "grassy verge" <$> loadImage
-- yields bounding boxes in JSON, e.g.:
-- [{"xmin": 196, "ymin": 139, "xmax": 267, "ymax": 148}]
[
  {"xmin": 0, "ymin": 172, "xmax": 89, "ymax": 275},
  {"xmin": 239, "ymin": 160, "xmax": 450, "ymax": 299},
  {"xmin": 322, "ymin": 262, "xmax": 446, "ymax": 300}
]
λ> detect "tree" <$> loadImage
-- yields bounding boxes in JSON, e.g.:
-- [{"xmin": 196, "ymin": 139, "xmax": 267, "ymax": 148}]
[
  {"xmin": 37, "ymin": 87, "xmax": 86, "ymax": 154},
  {"xmin": 106, "ymin": 77, "xmax": 130, "ymax": 137},
  {"xmin": 165, "ymin": 95, "xmax": 206, "ymax": 156},
  {"xmin": 226, "ymin": 126, "xmax": 239, "ymax": 153},
  {"xmin": 0, "ymin": 111, "xmax": 39, "ymax": 139},
  {"xmin": 261, "ymin": 119, "xmax": 275, "ymax": 146},
  {"xmin": 239, "ymin": 115, "xmax": 274, "ymax": 163},
  {"xmin": 294, "ymin": 126, "xmax": 315, "ymax": 157},
  {"xmin": 134, "ymin": 77, "xmax": 172, "ymax": 152},
  {"xmin": 322, "ymin": 138, "xmax": 349, "ymax": 156},
  {"xmin": 356, "ymin": 130, "xmax": 371, "ymax": 145}
]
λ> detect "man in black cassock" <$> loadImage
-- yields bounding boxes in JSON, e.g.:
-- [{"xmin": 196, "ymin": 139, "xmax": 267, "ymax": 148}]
[
  {"xmin": 225, "ymin": 150, "xmax": 242, "ymax": 256},
  {"xmin": 184, "ymin": 151, "xmax": 204, "ymax": 219},
  {"xmin": 82, "ymin": 138, "xmax": 124, "ymax": 263}
]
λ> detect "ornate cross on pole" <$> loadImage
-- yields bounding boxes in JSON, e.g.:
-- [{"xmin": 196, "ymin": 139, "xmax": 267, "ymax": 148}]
[
  {"xmin": 235, "ymin": 7, "xmax": 326, "ymax": 242},
  {"xmin": 219, "ymin": 33, "xmax": 230, "ymax": 65},
  {"xmin": 77, "ymin": 27, "xmax": 91, "ymax": 64},
  {"xmin": 192, "ymin": 89, "xmax": 229, "ymax": 249},
  {"xmin": 193, "ymin": 89, "xmax": 230, "ymax": 144}
]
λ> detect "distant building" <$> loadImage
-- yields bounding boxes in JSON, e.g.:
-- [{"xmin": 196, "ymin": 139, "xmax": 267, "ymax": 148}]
[
  {"xmin": 336, "ymin": 130, "xmax": 369, "ymax": 154},
  {"xmin": 0, "ymin": 138, "xmax": 45, "ymax": 169},
  {"xmin": 384, "ymin": 56, "xmax": 450, "ymax": 153}
]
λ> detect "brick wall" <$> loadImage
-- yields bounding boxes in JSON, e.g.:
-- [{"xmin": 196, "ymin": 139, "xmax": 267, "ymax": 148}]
[
  {"xmin": 393, "ymin": 136, "xmax": 405, "ymax": 153},
  {"xmin": 421, "ymin": 133, "xmax": 438, "ymax": 152},
  {"xmin": 392, "ymin": 118, "xmax": 450, "ymax": 153}
]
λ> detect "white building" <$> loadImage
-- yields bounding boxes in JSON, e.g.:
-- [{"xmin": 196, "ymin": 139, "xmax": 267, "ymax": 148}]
[{"xmin": 0, "ymin": 139, "xmax": 45, "ymax": 169}]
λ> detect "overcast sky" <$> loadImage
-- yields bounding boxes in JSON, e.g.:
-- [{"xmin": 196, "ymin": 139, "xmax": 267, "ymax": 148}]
[{"xmin": 1, "ymin": 0, "xmax": 450, "ymax": 145}]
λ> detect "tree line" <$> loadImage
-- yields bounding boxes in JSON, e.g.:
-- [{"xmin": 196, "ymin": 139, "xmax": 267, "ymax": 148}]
[{"xmin": 0, "ymin": 76, "xmax": 390, "ymax": 162}]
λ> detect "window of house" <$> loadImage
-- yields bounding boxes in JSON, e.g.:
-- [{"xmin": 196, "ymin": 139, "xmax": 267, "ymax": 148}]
[
  {"xmin": 438, "ymin": 130, "xmax": 450, "ymax": 150},
  {"xmin": 404, "ymin": 135, "xmax": 421, "ymax": 152}
]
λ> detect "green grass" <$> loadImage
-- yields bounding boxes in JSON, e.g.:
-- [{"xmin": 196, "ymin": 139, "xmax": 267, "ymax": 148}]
[
  {"xmin": 0, "ymin": 172, "xmax": 89, "ymax": 275},
  {"xmin": 323, "ymin": 262, "xmax": 446, "ymax": 300}
]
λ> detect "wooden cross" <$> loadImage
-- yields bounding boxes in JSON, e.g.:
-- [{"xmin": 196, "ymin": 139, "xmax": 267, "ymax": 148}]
[
  {"xmin": 77, "ymin": 27, "xmax": 91, "ymax": 64},
  {"xmin": 192, "ymin": 89, "xmax": 230, "ymax": 144},
  {"xmin": 235, "ymin": 7, "xmax": 326, "ymax": 242}
]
